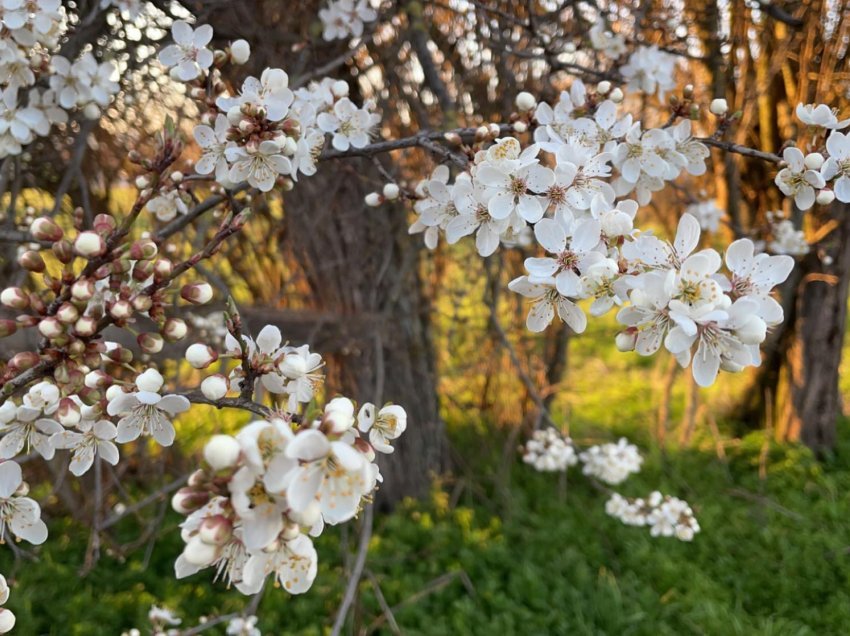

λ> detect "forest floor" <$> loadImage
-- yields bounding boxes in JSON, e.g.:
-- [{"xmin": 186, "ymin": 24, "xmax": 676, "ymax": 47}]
[{"xmin": 4, "ymin": 417, "xmax": 850, "ymax": 635}]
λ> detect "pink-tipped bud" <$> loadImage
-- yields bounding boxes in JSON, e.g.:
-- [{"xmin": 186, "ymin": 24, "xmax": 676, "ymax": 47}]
[
  {"xmin": 52, "ymin": 239, "xmax": 74, "ymax": 264},
  {"xmin": 38, "ymin": 317, "xmax": 64, "ymax": 339},
  {"xmin": 9, "ymin": 351, "xmax": 39, "ymax": 372},
  {"xmin": 130, "ymin": 239, "xmax": 158, "ymax": 260},
  {"xmin": 0, "ymin": 320, "xmax": 16, "ymax": 337},
  {"xmin": 57, "ymin": 397, "xmax": 82, "ymax": 426},
  {"xmin": 132, "ymin": 260, "xmax": 154, "ymax": 282},
  {"xmin": 137, "ymin": 332, "xmax": 164, "ymax": 354},
  {"xmin": 107, "ymin": 346, "xmax": 133, "ymax": 364},
  {"xmin": 56, "ymin": 302, "xmax": 80, "ymax": 324},
  {"xmin": 188, "ymin": 469, "xmax": 207, "ymax": 488},
  {"xmin": 185, "ymin": 343, "xmax": 218, "ymax": 369},
  {"xmin": 109, "ymin": 300, "xmax": 133, "ymax": 320},
  {"xmin": 0, "ymin": 287, "xmax": 29, "ymax": 310},
  {"xmin": 171, "ymin": 487, "xmax": 210, "ymax": 514},
  {"xmin": 181, "ymin": 282, "xmax": 214, "ymax": 305},
  {"xmin": 162, "ymin": 318, "xmax": 187, "ymax": 342},
  {"xmin": 16, "ymin": 315, "xmax": 38, "ymax": 328},
  {"xmin": 74, "ymin": 315, "xmax": 98, "ymax": 337},
  {"xmin": 131, "ymin": 294, "xmax": 153, "ymax": 312},
  {"xmin": 74, "ymin": 231, "xmax": 106, "ymax": 257},
  {"xmin": 30, "ymin": 216, "xmax": 64, "ymax": 242},
  {"xmin": 18, "ymin": 250, "xmax": 45, "ymax": 273},
  {"xmin": 71, "ymin": 278, "xmax": 96, "ymax": 301},
  {"xmin": 84, "ymin": 369, "xmax": 110, "ymax": 389},
  {"xmin": 93, "ymin": 213, "xmax": 116, "ymax": 234},
  {"xmin": 153, "ymin": 258, "xmax": 173, "ymax": 279},
  {"xmin": 199, "ymin": 514, "xmax": 233, "ymax": 545}
]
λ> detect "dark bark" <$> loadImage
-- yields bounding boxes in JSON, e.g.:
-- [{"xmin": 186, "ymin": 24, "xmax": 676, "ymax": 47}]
[{"xmin": 776, "ymin": 203, "xmax": 850, "ymax": 452}]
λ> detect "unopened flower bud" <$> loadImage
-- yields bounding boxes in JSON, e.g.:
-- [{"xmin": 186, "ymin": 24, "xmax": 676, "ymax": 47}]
[
  {"xmin": 564, "ymin": 42, "xmax": 577, "ymax": 53},
  {"xmin": 201, "ymin": 374, "xmax": 229, "ymax": 401},
  {"xmin": 382, "ymin": 183, "xmax": 400, "ymax": 200},
  {"xmin": 153, "ymin": 258, "xmax": 173, "ymax": 279},
  {"xmin": 615, "ymin": 330, "xmax": 636, "ymax": 352},
  {"xmin": 280, "ymin": 523, "xmax": 300, "ymax": 542},
  {"xmin": 132, "ymin": 259, "xmax": 154, "ymax": 282},
  {"xmin": 364, "ymin": 192, "xmax": 382, "ymax": 207},
  {"xmin": 186, "ymin": 343, "xmax": 218, "ymax": 369},
  {"xmin": 199, "ymin": 515, "xmax": 233, "ymax": 545},
  {"xmin": 56, "ymin": 302, "xmax": 79, "ymax": 324},
  {"xmin": 512, "ymin": 121, "xmax": 528, "ymax": 133},
  {"xmin": 683, "ymin": 84, "xmax": 694, "ymax": 98},
  {"xmin": 38, "ymin": 317, "xmax": 63, "ymax": 339},
  {"xmin": 130, "ymin": 239, "xmax": 158, "ymax": 260},
  {"xmin": 162, "ymin": 317, "xmax": 188, "ymax": 342},
  {"xmin": 736, "ymin": 317, "xmax": 767, "ymax": 345},
  {"xmin": 172, "ymin": 488, "xmax": 210, "ymax": 514},
  {"xmin": 0, "ymin": 287, "xmax": 28, "ymax": 310},
  {"xmin": 709, "ymin": 98, "xmax": 728, "ymax": 116},
  {"xmin": 324, "ymin": 396, "xmax": 355, "ymax": 433},
  {"xmin": 488, "ymin": 123, "xmax": 501, "ymax": 137},
  {"xmin": 52, "ymin": 239, "xmax": 74, "ymax": 264},
  {"xmin": 0, "ymin": 320, "xmax": 16, "ymax": 337},
  {"xmin": 204, "ymin": 434, "xmax": 241, "ymax": 470},
  {"xmin": 74, "ymin": 231, "xmax": 106, "ymax": 257},
  {"xmin": 74, "ymin": 316, "xmax": 98, "ymax": 337},
  {"xmin": 515, "ymin": 91, "xmax": 536, "ymax": 111},
  {"xmin": 9, "ymin": 351, "xmax": 39, "ymax": 372},
  {"xmin": 109, "ymin": 300, "xmax": 133, "ymax": 320},
  {"xmin": 18, "ymin": 250, "xmax": 45, "ymax": 273},
  {"xmin": 443, "ymin": 131, "xmax": 462, "ymax": 146},
  {"xmin": 93, "ymin": 213, "xmax": 116, "ymax": 234},
  {"xmin": 85, "ymin": 370, "xmax": 110, "ymax": 389},
  {"xmin": 57, "ymin": 397, "xmax": 81, "ymax": 426},
  {"xmin": 181, "ymin": 282, "xmax": 213, "ymax": 305},
  {"xmin": 474, "ymin": 125, "xmax": 489, "ymax": 141},
  {"xmin": 804, "ymin": 152, "xmax": 825, "ymax": 170},
  {"xmin": 138, "ymin": 332, "xmax": 164, "ymax": 354},
  {"xmin": 170, "ymin": 171, "xmax": 183, "ymax": 184},
  {"xmin": 817, "ymin": 189, "xmax": 835, "ymax": 206},
  {"xmin": 609, "ymin": 87, "xmax": 624, "ymax": 103},
  {"xmin": 30, "ymin": 216, "xmax": 63, "ymax": 242},
  {"xmin": 596, "ymin": 80, "xmax": 611, "ymax": 95},
  {"xmin": 131, "ymin": 294, "xmax": 153, "ymax": 312},
  {"xmin": 71, "ymin": 278, "xmax": 95, "ymax": 301},
  {"xmin": 230, "ymin": 39, "xmax": 251, "ymax": 64}
]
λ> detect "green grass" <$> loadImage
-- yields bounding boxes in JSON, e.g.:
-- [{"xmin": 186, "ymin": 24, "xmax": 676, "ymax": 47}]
[{"xmin": 4, "ymin": 423, "xmax": 850, "ymax": 635}]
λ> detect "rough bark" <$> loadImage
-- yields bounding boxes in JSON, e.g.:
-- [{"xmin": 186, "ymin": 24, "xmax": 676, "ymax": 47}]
[{"xmin": 775, "ymin": 203, "xmax": 850, "ymax": 452}]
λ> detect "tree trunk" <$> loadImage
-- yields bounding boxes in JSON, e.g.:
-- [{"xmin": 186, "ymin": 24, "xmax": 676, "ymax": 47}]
[
  {"xmin": 775, "ymin": 202, "xmax": 850, "ymax": 452},
  {"xmin": 282, "ymin": 161, "xmax": 446, "ymax": 506}
]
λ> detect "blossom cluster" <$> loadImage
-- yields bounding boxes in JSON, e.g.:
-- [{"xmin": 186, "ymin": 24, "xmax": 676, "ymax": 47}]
[
  {"xmin": 172, "ymin": 395, "xmax": 407, "ymax": 595},
  {"xmin": 521, "ymin": 428, "xmax": 578, "ymax": 472},
  {"xmin": 148, "ymin": 20, "xmax": 380, "ymax": 203},
  {"xmin": 578, "ymin": 437, "xmax": 643, "ymax": 485},
  {"xmin": 605, "ymin": 491, "xmax": 700, "ymax": 541},
  {"xmin": 774, "ymin": 104, "xmax": 850, "ymax": 210},
  {"xmin": 319, "ymin": 0, "xmax": 377, "ymax": 41},
  {"xmin": 403, "ymin": 80, "xmax": 817, "ymax": 387},
  {"xmin": 0, "ymin": 0, "xmax": 120, "ymax": 157}
]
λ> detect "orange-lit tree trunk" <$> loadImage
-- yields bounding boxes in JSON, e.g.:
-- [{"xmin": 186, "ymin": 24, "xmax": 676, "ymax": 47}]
[{"xmin": 776, "ymin": 203, "xmax": 850, "ymax": 452}]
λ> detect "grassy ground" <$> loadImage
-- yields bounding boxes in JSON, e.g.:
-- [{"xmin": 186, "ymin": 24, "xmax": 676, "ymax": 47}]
[{"xmin": 3, "ymin": 421, "xmax": 850, "ymax": 635}]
